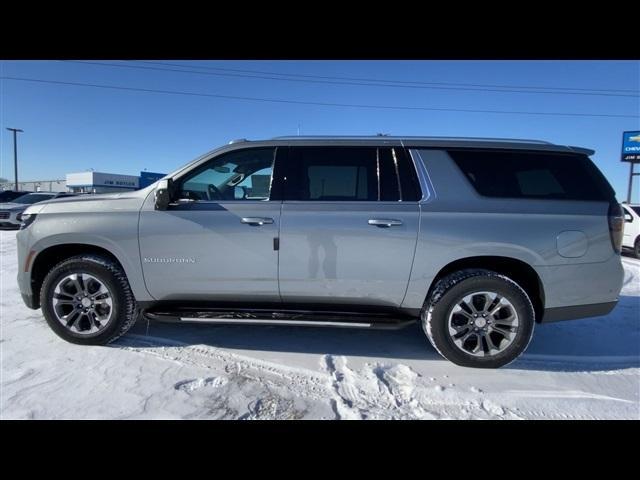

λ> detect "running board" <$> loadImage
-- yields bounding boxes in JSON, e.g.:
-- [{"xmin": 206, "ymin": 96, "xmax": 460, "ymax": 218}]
[{"xmin": 143, "ymin": 309, "xmax": 417, "ymax": 330}]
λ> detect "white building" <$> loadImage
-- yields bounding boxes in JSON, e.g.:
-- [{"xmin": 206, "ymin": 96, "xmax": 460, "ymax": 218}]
[
  {"xmin": 66, "ymin": 171, "xmax": 139, "ymax": 194},
  {"xmin": 0, "ymin": 179, "xmax": 67, "ymax": 192}
]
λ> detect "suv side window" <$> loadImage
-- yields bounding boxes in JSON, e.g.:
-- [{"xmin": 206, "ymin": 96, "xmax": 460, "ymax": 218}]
[
  {"xmin": 177, "ymin": 147, "xmax": 276, "ymax": 201},
  {"xmin": 282, "ymin": 147, "xmax": 420, "ymax": 202},
  {"xmin": 449, "ymin": 149, "xmax": 614, "ymax": 201}
]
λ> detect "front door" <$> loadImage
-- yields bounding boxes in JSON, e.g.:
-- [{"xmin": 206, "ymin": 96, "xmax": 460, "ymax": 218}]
[
  {"xmin": 277, "ymin": 146, "xmax": 421, "ymax": 307},
  {"xmin": 139, "ymin": 147, "xmax": 281, "ymax": 302}
]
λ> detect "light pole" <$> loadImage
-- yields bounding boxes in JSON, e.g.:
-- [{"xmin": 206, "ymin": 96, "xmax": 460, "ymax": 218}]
[{"xmin": 6, "ymin": 128, "xmax": 23, "ymax": 191}]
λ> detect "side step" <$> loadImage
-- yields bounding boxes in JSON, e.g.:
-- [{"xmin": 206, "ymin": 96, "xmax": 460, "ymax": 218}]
[{"xmin": 143, "ymin": 309, "xmax": 417, "ymax": 330}]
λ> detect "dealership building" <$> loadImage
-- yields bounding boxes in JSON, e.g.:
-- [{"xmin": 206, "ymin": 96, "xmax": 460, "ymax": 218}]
[{"xmin": 65, "ymin": 171, "xmax": 166, "ymax": 194}]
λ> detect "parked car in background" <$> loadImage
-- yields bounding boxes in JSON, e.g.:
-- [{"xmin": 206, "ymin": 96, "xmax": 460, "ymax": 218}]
[
  {"xmin": 15, "ymin": 136, "xmax": 625, "ymax": 368},
  {"xmin": 0, "ymin": 192, "xmax": 77, "ymax": 229},
  {"xmin": 0, "ymin": 190, "xmax": 32, "ymax": 203},
  {"xmin": 621, "ymin": 203, "xmax": 640, "ymax": 258}
]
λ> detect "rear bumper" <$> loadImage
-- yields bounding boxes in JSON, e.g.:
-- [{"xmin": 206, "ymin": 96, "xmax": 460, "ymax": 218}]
[{"xmin": 541, "ymin": 301, "xmax": 617, "ymax": 323}]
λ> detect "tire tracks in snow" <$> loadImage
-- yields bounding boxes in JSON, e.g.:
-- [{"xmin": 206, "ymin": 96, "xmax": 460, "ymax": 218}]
[
  {"xmin": 320, "ymin": 354, "xmax": 521, "ymax": 420},
  {"xmin": 117, "ymin": 334, "xmax": 334, "ymax": 404},
  {"xmin": 115, "ymin": 336, "xmax": 636, "ymax": 420}
]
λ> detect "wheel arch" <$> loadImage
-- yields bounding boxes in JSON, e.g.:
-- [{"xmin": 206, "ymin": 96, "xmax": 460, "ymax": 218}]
[
  {"xmin": 30, "ymin": 244, "xmax": 128, "ymax": 309},
  {"xmin": 426, "ymin": 256, "xmax": 546, "ymax": 323}
]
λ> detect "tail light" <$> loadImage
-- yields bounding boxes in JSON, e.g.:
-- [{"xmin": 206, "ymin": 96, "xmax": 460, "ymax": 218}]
[{"xmin": 608, "ymin": 202, "xmax": 624, "ymax": 253}]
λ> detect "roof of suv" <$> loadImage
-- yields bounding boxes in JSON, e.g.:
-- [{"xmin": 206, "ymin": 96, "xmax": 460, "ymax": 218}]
[
  {"xmin": 166, "ymin": 135, "xmax": 597, "ymax": 181},
  {"xmin": 241, "ymin": 135, "xmax": 594, "ymax": 155}
]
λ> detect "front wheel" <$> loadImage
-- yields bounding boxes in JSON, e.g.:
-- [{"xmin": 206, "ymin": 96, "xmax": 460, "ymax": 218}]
[
  {"xmin": 40, "ymin": 254, "xmax": 139, "ymax": 345},
  {"xmin": 422, "ymin": 269, "xmax": 535, "ymax": 368}
]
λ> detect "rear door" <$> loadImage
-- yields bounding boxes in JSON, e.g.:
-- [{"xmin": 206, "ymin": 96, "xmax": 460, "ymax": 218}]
[{"xmin": 277, "ymin": 146, "xmax": 421, "ymax": 307}]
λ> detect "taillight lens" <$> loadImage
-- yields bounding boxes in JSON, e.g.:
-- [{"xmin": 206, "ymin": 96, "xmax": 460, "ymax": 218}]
[{"xmin": 608, "ymin": 202, "xmax": 624, "ymax": 253}]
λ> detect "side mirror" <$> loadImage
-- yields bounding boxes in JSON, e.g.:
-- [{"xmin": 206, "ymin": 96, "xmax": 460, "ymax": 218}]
[
  {"xmin": 624, "ymin": 213, "xmax": 633, "ymax": 223},
  {"xmin": 155, "ymin": 179, "xmax": 173, "ymax": 211}
]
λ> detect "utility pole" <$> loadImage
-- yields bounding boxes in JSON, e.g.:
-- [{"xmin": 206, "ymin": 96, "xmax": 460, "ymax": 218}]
[
  {"xmin": 6, "ymin": 128, "xmax": 23, "ymax": 191},
  {"xmin": 627, "ymin": 162, "xmax": 634, "ymax": 203}
]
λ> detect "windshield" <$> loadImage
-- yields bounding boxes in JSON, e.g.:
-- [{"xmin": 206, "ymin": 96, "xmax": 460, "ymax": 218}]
[
  {"xmin": 632, "ymin": 206, "xmax": 640, "ymax": 216},
  {"xmin": 11, "ymin": 193, "xmax": 55, "ymax": 205}
]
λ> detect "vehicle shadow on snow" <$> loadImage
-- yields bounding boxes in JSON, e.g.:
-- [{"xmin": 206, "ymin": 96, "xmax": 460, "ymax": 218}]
[{"xmin": 122, "ymin": 294, "xmax": 639, "ymax": 373}]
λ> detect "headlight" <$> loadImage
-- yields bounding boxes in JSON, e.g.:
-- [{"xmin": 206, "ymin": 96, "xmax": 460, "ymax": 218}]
[{"xmin": 19, "ymin": 213, "xmax": 37, "ymax": 229}]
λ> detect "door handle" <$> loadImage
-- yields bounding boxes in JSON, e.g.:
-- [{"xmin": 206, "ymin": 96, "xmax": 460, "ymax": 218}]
[
  {"xmin": 368, "ymin": 218, "xmax": 403, "ymax": 227},
  {"xmin": 241, "ymin": 217, "xmax": 274, "ymax": 226}
]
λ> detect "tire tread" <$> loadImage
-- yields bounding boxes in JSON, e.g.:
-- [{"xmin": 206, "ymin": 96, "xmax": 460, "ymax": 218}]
[
  {"xmin": 40, "ymin": 254, "xmax": 139, "ymax": 344},
  {"xmin": 421, "ymin": 268, "xmax": 535, "ymax": 368}
]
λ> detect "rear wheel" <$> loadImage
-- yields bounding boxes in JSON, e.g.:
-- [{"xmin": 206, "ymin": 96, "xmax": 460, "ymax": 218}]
[
  {"xmin": 422, "ymin": 269, "xmax": 535, "ymax": 368},
  {"xmin": 40, "ymin": 255, "xmax": 139, "ymax": 345},
  {"xmin": 634, "ymin": 238, "xmax": 640, "ymax": 259}
]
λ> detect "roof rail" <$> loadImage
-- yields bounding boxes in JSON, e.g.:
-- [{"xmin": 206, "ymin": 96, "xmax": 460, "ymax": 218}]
[
  {"xmin": 228, "ymin": 138, "xmax": 249, "ymax": 144},
  {"xmin": 270, "ymin": 135, "xmax": 554, "ymax": 145}
]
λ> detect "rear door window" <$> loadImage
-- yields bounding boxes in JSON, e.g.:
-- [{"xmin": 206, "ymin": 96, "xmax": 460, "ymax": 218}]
[
  {"xmin": 282, "ymin": 146, "xmax": 420, "ymax": 202},
  {"xmin": 449, "ymin": 149, "xmax": 614, "ymax": 201}
]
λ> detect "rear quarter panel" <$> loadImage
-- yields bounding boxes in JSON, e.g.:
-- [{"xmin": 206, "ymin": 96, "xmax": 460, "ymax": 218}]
[{"xmin": 403, "ymin": 149, "xmax": 622, "ymax": 310}]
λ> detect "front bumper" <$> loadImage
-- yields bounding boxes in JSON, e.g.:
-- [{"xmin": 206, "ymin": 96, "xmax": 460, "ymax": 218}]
[
  {"xmin": 16, "ymin": 228, "xmax": 39, "ymax": 309},
  {"xmin": 0, "ymin": 210, "xmax": 21, "ymax": 229},
  {"xmin": 21, "ymin": 292, "xmax": 38, "ymax": 309}
]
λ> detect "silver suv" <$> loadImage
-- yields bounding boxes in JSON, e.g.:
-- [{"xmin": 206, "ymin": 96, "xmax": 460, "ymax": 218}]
[{"xmin": 15, "ymin": 136, "xmax": 625, "ymax": 368}]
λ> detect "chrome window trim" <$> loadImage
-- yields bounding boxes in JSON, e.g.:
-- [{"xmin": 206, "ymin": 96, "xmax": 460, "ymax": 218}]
[
  {"xmin": 405, "ymin": 147, "xmax": 435, "ymax": 203},
  {"xmin": 170, "ymin": 199, "xmax": 278, "ymax": 205},
  {"xmin": 280, "ymin": 200, "xmax": 417, "ymax": 205}
]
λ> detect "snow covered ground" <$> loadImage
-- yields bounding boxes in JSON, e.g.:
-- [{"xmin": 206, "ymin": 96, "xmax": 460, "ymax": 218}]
[{"xmin": 1, "ymin": 229, "xmax": 638, "ymax": 419}]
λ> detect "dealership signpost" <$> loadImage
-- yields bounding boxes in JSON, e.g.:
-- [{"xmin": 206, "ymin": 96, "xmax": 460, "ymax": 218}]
[{"xmin": 623, "ymin": 131, "xmax": 640, "ymax": 203}]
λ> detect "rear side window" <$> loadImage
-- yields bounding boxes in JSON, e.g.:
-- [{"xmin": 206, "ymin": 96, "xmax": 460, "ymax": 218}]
[
  {"xmin": 283, "ymin": 147, "xmax": 420, "ymax": 201},
  {"xmin": 449, "ymin": 150, "xmax": 614, "ymax": 201}
]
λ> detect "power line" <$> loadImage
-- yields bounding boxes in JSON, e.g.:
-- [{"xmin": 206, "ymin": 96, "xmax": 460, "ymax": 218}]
[
  {"xmin": 136, "ymin": 60, "xmax": 639, "ymax": 95},
  {"xmin": 1, "ymin": 75, "xmax": 637, "ymax": 119},
  {"xmin": 62, "ymin": 60, "xmax": 640, "ymax": 98}
]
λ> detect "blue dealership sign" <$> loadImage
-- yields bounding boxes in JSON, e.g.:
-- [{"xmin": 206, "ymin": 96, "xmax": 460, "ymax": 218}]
[
  {"xmin": 139, "ymin": 171, "xmax": 167, "ymax": 188},
  {"xmin": 622, "ymin": 131, "xmax": 640, "ymax": 162}
]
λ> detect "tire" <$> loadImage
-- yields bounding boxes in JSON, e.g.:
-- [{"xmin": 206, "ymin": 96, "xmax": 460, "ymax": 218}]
[
  {"xmin": 634, "ymin": 238, "xmax": 640, "ymax": 259},
  {"xmin": 40, "ymin": 254, "xmax": 139, "ymax": 345},
  {"xmin": 421, "ymin": 269, "xmax": 535, "ymax": 368}
]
